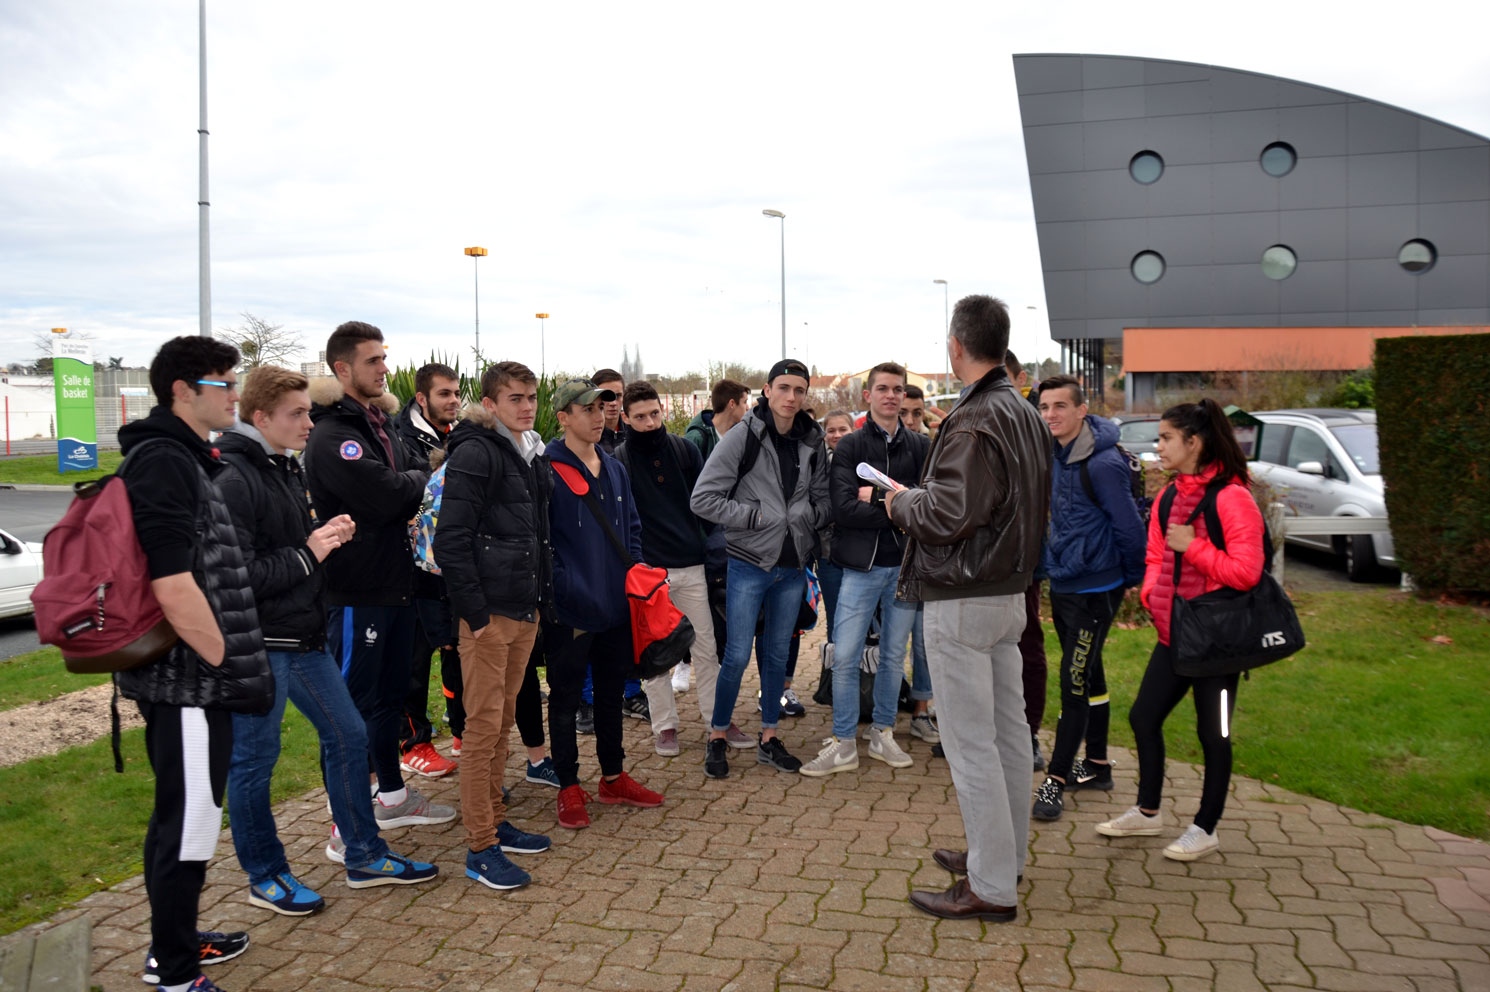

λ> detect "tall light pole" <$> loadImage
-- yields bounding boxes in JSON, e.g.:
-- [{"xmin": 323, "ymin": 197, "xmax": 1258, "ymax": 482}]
[
  {"xmin": 762, "ymin": 209, "xmax": 786, "ymax": 359},
  {"xmin": 933, "ymin": 279, "xmax": 949, "ymax": 390},
  {"xmin": 464, "ymin": 246, "xmax": 487, "ymax": 358},
  {"xmin": 535, "ymin": 313, "xmax": 549, "ymax": 375},
  {"xmin": 198, "ymin": 0, "xmax": 211, "ymax": 336}
]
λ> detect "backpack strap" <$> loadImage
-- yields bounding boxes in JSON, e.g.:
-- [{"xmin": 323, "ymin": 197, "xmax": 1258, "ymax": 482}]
[
  {"xmin": 553, "ymin": 461, "xmax": 634, "ymax": 568},
  {"xmin": 727, "ymin": 424, "xmax": 762, "ymax": 501},
  {"xmin": 1078, "ymin": 459, "xmax": 1099, "ymax": 507}
]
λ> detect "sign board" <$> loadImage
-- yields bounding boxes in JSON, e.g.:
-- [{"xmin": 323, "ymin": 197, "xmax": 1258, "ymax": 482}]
[{"xmin": 53, "ymin": 339, "xmax": 97, "ymax": 472}]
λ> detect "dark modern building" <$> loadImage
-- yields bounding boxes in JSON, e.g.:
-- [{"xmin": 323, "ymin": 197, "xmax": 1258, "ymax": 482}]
[{"xmin": 1013, "ymin": 54, "xmax": 1490, "ymax": 406}]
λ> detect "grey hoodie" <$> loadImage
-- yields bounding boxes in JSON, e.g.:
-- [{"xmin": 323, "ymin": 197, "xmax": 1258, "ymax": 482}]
[{"xmin": 691, "ymin": 404, "xmax": 830, "ymax": 570}]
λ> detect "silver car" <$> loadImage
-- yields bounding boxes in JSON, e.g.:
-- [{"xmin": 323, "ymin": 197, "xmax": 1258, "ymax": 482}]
[{"xmin": 1249, "ymin": 409, "xmax": 1393, "ymax": 582}]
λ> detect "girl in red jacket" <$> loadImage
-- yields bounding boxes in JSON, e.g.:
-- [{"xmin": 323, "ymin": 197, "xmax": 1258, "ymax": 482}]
[{"xmin": 1095, "ymin": 399, "xmax": 1264, "ymax": 861}]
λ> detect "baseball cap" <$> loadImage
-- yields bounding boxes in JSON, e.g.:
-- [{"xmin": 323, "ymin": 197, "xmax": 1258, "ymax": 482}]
[
  {"xmin": 552, "ymin": 378, "xmax": 618, "ymax": 413},
  {"xmin": 767, "ymin": 359, "xmax": 810, "ymax": 383}
]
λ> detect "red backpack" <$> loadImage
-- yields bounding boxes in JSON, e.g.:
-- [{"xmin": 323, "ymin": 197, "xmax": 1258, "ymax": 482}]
[{"xmin": 32, "ymin": 463, "xmax": 180, "ymax": 674}]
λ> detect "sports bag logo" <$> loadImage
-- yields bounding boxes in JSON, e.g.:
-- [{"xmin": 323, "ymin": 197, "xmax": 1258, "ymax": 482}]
[{"xmin": 1260, "ymin": 631, "xmax": 1287, "ymax": 648}]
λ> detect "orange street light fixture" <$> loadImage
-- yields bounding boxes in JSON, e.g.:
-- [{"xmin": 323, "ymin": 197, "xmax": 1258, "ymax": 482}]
[
  {"xmin": 535, "ymin": 314, "xmax": 550, "ymax": 374},
  {"xmin": 464, "ymin": 247, "xmax": 487, "ymax": 357}
]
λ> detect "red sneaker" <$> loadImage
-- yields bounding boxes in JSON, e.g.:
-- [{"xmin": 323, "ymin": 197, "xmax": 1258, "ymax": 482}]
[
  {"xmin": 450, "ymin": 736, "xmax": 462, "ymax": 758},
  {"xmin": 597, "ymin": 772, "xmax": 664, "ymax": 808},
  {"xmin": 401, "ymin": 742, "xmax": 457, "ymax": 779},
  {"xmin": 557, "ymin": 784, "xmax": 592, "ymax": 829}
]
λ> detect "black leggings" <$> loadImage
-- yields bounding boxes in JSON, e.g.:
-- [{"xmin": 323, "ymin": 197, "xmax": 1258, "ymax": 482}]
[
  {"xmin": 1047, "ymin": 587, "xmax": 1123, "ymax": 781},
  {"xmin": 515, "ymin": 633, "xmax": 546, "ymax": 749},
  {"xmin": 1130, "ymin": 642, "xmax": 1239, "ymax": 833}
]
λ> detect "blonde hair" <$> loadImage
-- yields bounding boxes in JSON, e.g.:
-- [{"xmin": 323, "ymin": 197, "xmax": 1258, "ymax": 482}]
[{"xmin": 239, "ymin": 365, "xmax": 309, "ymax": 421}]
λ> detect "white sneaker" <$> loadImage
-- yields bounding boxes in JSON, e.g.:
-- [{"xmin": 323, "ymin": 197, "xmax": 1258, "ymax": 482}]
[
  {"xmin": 671, "ymin": 662, "xmax": 692, "ymax": 693},
  {"xmin": 798, "ymin": 737, "xmax": 859, "ymax": 777},
  {"xmin": 867, "ymin": 726, "xmax": 913, "ymax": 768},
  {"xmin": 1163, "ymin": 824, "xmax": 1220, "ymax": 861},
  {"xmin": 1095, "ymin": 806, "xmax": 1164, "ymax": 838}
]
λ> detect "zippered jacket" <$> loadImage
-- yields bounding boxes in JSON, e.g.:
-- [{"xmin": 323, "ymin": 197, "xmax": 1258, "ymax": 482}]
[
  {"xmin": 1040, "ymin": 414, "xmax": 1146, "ymax": 593},
  {"xmin": 830, "ymin": 418, "xmax": 929, "ymax": 571}
]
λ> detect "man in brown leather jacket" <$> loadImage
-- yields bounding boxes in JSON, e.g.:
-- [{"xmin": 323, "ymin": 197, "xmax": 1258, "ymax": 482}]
[{"xmin": 885, "ymin": 294, "xmax": 1052, "ymax": 923}]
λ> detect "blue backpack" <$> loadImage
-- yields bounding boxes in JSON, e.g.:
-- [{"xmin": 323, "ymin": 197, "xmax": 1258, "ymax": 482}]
[{"xmin": 409, "ymin": 462, "xmax": 447, "ymax": 574}]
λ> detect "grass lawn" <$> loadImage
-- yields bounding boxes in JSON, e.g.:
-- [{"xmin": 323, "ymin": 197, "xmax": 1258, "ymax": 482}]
[
  {"xmin": 0, "ymin": 589, "xmax": 1486, "ymax": 933},
  {"xmin": 0, "ymin": 450, "xmax": 121, "ymax": 485}
]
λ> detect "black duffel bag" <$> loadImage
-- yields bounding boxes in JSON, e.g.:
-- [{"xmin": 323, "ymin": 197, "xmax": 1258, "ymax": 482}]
[{"xmin": 1160, "ymin": 480, "xmax": 1306, "ymax": 678}]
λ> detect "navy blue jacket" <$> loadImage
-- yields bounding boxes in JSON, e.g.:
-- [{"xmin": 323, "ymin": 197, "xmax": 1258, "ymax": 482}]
[
  {"xmin": 1040, "ymin": 415, "xmax": 1146, "ymax": 593},
  {"xmin": 546, "ymin": 439, "xmax": 644, "ymax": 632}
]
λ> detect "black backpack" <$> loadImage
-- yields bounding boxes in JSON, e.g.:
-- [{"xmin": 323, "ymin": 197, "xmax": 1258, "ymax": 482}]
[{"xmin": 1080, "ymin": 443, "xmax": 1151, "ymax": 524}]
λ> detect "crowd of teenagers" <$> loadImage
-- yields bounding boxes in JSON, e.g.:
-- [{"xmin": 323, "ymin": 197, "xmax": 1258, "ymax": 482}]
[{"xmin": 116, "ymin": 295, "xmax": 1267, "ymax": 990}]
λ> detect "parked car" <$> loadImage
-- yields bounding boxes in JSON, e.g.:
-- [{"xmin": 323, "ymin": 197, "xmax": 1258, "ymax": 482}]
[
  {"xmin": 1248, "ymin": 409, "xmax": 1393, "ymax": 581},
  {"xmin": 1113, "ymin": 415, "xmax": 1161, "ymax": 459},
  {"xmin": 0, "ymin": 527, "xmax": 44, "ymax": 620}
]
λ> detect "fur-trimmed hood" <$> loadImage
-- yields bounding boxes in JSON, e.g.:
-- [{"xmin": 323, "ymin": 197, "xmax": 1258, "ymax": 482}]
[
  {"xmin": 448, "ymin": 401, "xmax": 544, "ymax": 464},
  {"xmin": 307, "ymin": 376, "xmax": 401, "ymax": 416}
]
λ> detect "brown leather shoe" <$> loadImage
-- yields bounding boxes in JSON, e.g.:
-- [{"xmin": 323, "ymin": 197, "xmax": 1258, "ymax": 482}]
[
  {"xmin": 933, "ymin": 849, "xmax": 967, "ymax": 874},
  {"xmin": 908, "ymin": 878, "xmax": 1017, "ymax": 922}
]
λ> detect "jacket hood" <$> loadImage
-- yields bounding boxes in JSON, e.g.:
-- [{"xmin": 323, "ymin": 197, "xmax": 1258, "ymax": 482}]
[
  {"xmin": 448, "ymin": 402, "xmax": 543, "ymax": 463},
  {"xmin": 396, "ymin": 397, "xmax": 450, "ymax": 444},
  {"xmin": 118, "ymin": 406, "xmax": 217, "ymax": 464},
  {"xmin": 749, "ymin": 396, "xmax": 823, "ymax": 445},
  {"xmin": 1058, "ymin": 414, "xmax": 1119, "ymax": 465},
  {"xmin": 216, "ymin": 424, "xmax": 275, "ymax": 466},
  {"xmin": 307, "ymin": 377, "xmax": 401, "ymax": 418}
]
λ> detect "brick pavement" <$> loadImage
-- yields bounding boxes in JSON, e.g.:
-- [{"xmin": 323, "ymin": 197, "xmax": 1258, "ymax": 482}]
[{"xmin": 24, "ymin": 630, "xmax": 1490, "ymax": 991}]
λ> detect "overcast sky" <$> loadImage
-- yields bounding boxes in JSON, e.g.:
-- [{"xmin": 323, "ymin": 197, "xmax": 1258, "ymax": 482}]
[{"xmin": 4, "ymin": 1, "xmax": 1488, "ymax": 381}]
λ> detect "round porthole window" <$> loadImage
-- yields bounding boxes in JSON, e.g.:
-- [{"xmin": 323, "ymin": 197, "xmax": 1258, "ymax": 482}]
[
  {"xmin": 1398, "ymin": 239, "xmax": 1437, "ymax": 273},
  {"xmin": 1131, "ymin": 250, "xmax": 1165, "ymax": 284},
  {"xmin": 1129, "ymin": 150, "xmax": 1164, "ymax": 185},
  {"xmin": 1261, "ymin": 244, "xmax": 1297, "ymax": 281},
  {"xmin": 1260, "ymin": 141, "xmax": 1297, "ymax": 177}
]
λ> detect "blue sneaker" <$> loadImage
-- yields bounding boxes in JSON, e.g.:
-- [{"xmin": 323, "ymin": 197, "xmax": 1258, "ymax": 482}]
[
  {"xmin": 497, "ymin": 820, "xmax": 551, "ymax": 855},
  {"xmin": 465, "ymin": 845, "xmax": 531, "ymax": 890},
  {"xmin": 345, "ymin": 851, "xmax": 439, "ymax": 889},
  {"xmin": 248, "ymin": 872, "xmax": 325, "ymax": 916},
  {"xmin": 525, "ymin": 757, "xmax": 561, "ymax": 788}
]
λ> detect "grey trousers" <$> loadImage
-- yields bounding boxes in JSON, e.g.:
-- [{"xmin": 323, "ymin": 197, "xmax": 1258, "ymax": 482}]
[{"xmin": 924, "ymin": 593, "xmax": 1031, "ymax": 906}]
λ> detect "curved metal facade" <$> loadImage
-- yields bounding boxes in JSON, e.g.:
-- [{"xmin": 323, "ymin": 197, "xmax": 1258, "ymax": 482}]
[{"xmin": 1014, "ymin": 54, "xmax": 1490, "ymax": 353}]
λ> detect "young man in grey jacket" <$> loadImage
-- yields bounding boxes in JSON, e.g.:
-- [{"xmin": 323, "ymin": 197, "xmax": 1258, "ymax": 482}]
[{"xmin": 690, "ymin": 359, "xmax": 830, "ymax": 779}]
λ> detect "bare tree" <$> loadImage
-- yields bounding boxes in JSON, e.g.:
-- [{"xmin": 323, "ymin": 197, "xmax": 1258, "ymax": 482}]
[
  {"xmin": 30, "ymin": 327, "xmax": 92, "ymax": 374},
  {"xmin": 217, "ymin": 312, "xmax": 303, "ymax": 369}
]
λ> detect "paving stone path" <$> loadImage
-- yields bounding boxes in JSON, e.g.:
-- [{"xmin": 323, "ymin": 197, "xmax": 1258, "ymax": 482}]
[{"xmin": 18, "ymin": 628, "xmax": 1490, "ymax": 991}]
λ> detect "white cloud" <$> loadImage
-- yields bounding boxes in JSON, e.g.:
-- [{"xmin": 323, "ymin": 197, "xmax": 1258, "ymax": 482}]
[{"xmin": 3, "ymin": 0, "xmax": 1488, "ymax": 379}]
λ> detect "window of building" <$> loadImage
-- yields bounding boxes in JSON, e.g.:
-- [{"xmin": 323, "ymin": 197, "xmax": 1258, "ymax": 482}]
[
  {"xmin": 1131, "ymin": 250, "xmax": 1165, "ymax": 284},
  {"xmin": 1260, "ymin": 141, "xmax": 1297, "ymax": 177},
  {"xmin": 1261, "ymin": 245, "xmax": 1297, "ymax": 281},
  {"xmin": 1398, "ymin": 239, "xmax": 1437, "ymax": 273},
  {"xmin": 1129, "ymin": 151, "xmax": 1164, "ymax": 185}
]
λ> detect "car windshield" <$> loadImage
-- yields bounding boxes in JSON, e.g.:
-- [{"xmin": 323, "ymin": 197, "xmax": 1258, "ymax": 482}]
[
  {"xmin": 1331, "ymin": 424, "xmax": 1379, "ymax": 475},
  {"xmin": 1120, "ymin": 420, "xmax": 1158, "ymax": 443}
]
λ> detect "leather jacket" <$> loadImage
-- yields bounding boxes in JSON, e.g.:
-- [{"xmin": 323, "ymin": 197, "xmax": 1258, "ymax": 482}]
[{"xmin": 889, "ymin": 366, "xmax": 1052, "ymax": 602}]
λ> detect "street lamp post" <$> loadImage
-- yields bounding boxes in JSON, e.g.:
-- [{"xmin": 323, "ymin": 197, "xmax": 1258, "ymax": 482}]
[
  {"xmin": 535, "ymin": 313, "xmax": 549, "ymax": 375},
  {"xmin": 762, "ymin": 209, "xmax": 786, "ymax": 359},
  {"xmin": 933, "ymin": 279, "xmax": 949, "ymax": 390},
  {"xmin": 198, "ymin": 0, "xmax": 211, "ymax": 336},
  {"xmin": 464, "ymin": 246, "xmax": 487, "ymax": 358}
]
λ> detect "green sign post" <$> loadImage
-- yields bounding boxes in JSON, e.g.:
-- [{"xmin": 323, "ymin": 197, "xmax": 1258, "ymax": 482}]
[{"xmin": 53, "ymin": 337, "xmax": 97, "ymax": 473}]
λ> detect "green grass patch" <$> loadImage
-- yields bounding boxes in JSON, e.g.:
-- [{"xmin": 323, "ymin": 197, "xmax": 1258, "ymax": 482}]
[
  {"xmin": 0, "ymin": 450, "xmax": 121, "ymax": 485},
  {"xmin": 0, "ymin": 679, "xmax": 329, "ymax": 935},
  {"xmin": 0, "ymin": 646, "xmax": 108, "ymax": 709},
  {"xmin": 1087, "ymin": 587, "xmax": 1490, "ymax": 840}
]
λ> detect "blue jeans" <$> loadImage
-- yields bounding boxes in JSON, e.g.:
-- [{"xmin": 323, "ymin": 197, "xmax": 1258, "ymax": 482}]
[
  {"xmin": 712, "ymin": 559, "xmax": 804, "ymax": 732},
  {"xmin": 830, "ymin": 565, "xmax": 916, "ymax": 739},
  {"xmin": 910, "ymin": 607, "xmax": 933, "ymax": 702},
  {"xmin": 228, "ymin": 649, "xmax": 389, "ymax": 881}
]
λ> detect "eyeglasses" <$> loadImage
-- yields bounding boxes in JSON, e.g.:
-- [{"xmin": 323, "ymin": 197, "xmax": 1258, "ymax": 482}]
[{"xmin": 195, "ymin": 379, "xmax": 238, "ymax": 390}]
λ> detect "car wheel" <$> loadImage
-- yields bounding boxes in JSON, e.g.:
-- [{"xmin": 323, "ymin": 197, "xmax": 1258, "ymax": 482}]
[{"xmin": 1345, "ymin": 534, "xmax": 1378, "ymax": 583}]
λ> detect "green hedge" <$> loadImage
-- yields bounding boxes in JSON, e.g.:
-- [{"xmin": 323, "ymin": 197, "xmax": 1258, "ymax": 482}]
[{"xmin": 1375, "ymin": 334, "xmax": 1490, "ymax": 596}]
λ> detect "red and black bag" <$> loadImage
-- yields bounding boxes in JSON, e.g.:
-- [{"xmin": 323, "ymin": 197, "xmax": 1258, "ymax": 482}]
[
  {"xmin": 551, "ymin": 461, "xmax": 695, "ymax": 679},
  {"xmin": 32, "ymin": 451, "xmax": 179, "ymax": 674}
]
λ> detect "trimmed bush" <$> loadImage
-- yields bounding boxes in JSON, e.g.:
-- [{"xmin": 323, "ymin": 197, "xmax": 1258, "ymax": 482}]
[{"xmin": 1376, "ymin": 334, "xmax": 1490, "ymax": 596}]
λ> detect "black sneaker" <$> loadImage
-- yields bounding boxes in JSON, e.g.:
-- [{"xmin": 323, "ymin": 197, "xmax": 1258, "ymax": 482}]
[
  {"xmin": 576, "ymin": 704, "xmax": 595, "ymax": 735},
  {"xmin": 931, "ymin": 742, "xmax": 945, "ymax": 759},
  {"xmin": 705, "ymin": 738, "xmax": 730, "ymax": 779},
  {"xmin": 1031, "ymin": 776, "xmax": 1065, "ymax": 822},
  {"xmin": 756, "ymin": 735, "xmax": 802, "ymax": 773},
  {"xmin": 142, "ymin": 931, "xmax": 250, "ymax": 984},
  {"xmin": 1031, "ymin": 733, "xmax": 1046, "ymax": 772},
  {"xmin": 1071, "ymin": 757, "xmax": 1114, "ymax": 791},
  {"xmin": 622, "ymin": 694, "xmax": 650, "ymax": 721}
]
